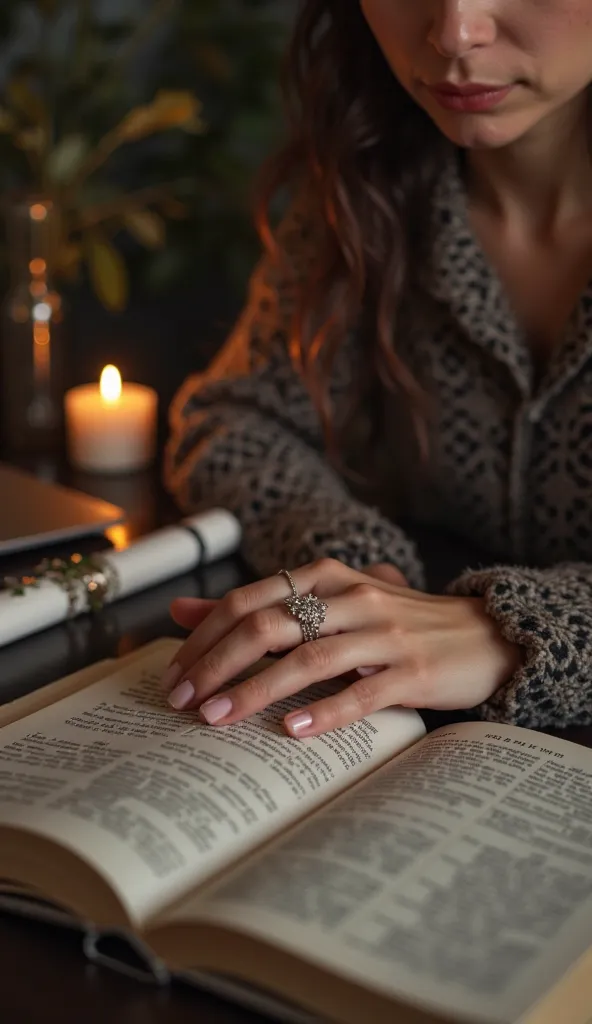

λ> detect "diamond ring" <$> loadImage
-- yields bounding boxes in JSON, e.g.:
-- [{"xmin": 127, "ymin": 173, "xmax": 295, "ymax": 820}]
[{"xmin": 278, "ymin": 569, "xmax": 328, "ymax": 643}]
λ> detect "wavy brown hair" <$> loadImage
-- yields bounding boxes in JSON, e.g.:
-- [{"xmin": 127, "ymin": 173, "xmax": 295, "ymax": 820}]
[{"xmin": 256, "ymin": 0, "xmax": 451, "ymax": 463}]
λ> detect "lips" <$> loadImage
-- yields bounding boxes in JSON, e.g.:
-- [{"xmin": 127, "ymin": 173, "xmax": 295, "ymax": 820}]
[
  {"xmin": 426, "ymin": 82, "xmax": 514, "ymax": 113},
  {"xmin": 433, "ymin": 82, "xmax": 507, "ymax": 96}
]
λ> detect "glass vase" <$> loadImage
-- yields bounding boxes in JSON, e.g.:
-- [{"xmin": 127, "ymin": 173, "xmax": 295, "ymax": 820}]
[{"xmin": 1, "ymin": 197, "xmax": 65, "ymax": 455}]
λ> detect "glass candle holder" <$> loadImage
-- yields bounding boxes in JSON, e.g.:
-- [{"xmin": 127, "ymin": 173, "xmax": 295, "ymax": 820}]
[{"xmin": 1, "ymin": 197, "xmax": 65, "ymax": 455}]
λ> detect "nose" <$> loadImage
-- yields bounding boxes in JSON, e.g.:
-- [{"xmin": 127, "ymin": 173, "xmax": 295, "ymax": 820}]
[{"xmin": 428, "ymin": 0, "xmax": 496, "ymax": 58}]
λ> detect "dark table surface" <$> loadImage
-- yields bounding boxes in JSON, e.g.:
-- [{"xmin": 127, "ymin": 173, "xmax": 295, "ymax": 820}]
[{"xmin": 1, "ymin": 459, "xmax": 591, "ymax": 1024}]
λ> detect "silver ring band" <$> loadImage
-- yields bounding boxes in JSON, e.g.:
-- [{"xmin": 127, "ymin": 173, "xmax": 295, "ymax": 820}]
[
  {"xmin": 278, "ymin": 568, "xmax": 299, "ymax": 600},
  {"xmin": 278, "ymin": 569, "xmax": 328, "ymax": 643}
]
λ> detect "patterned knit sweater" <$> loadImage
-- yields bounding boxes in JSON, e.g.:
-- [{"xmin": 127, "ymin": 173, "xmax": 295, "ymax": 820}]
[{"xmin": 165, "ymin": 159, "xmax": 592, "ymax": 731}]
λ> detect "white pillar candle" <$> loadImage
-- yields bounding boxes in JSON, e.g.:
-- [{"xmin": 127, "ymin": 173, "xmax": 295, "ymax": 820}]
[{"xmin": 65, "ymin": 365, "xmax": 158, "ymax": 474}]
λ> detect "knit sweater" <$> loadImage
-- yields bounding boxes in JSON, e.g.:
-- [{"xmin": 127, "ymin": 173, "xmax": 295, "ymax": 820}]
[{"xmin": 165, "ymin": 158, "xmax": 592, "ymax": 731}]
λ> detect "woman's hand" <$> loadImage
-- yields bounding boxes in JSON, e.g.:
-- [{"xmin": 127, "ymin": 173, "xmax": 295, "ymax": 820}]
[{"xmin": 162, "ymin": 558, "xmax": 522, "ymax": 738}]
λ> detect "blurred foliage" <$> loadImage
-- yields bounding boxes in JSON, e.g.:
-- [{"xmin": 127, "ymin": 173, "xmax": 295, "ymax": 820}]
[{"xmin": 0, "ymin": 0, "xmax": 285, "ymax": 309}]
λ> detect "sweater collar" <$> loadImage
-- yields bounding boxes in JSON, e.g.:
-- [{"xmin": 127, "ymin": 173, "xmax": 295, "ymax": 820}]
[{"xmin": 427, "ymin": 152, "xmax": 592, "ymax": 403}]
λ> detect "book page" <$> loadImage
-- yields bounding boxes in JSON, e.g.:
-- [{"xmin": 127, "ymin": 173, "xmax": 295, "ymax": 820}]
[
  {"xmin": 0, "ymin": 640, "xmax": 425, "ymax": 928},
  {"xmin": 172, "ymin": 722, "xmax": 592, "ymax": 1024},
  {"xmin": 0, "ymin": 638, "xmax": 173, "ymax": 729}
]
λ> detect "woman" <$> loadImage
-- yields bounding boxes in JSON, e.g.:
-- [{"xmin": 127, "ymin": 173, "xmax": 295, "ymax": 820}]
[{"xmin": 164, "ymin": 1, "xmax": 592, "ymax": 739}]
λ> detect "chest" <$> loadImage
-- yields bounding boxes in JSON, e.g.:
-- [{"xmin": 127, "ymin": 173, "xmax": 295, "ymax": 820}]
[
  {"xmin": 375, "ymin": 300, "xmax": 592, "ymax": 566},
  {"xmin": 468, "ymin": 208, "xmax": 592, "ymax": 371}
]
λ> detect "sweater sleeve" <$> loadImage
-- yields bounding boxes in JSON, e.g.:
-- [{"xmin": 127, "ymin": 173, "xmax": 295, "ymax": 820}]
[
  {"xmin": 448, "ymin": 563, "xmax": 592, "ymax": 728},
  {"xmin": 165, "ymin": 207, "xmax": 424, "ymax": 587}
]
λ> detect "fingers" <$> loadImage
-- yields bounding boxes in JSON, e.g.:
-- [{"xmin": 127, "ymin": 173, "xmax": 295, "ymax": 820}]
[
  {"xmin": 162, "ymin": 558, "xmax": 356, "ymax": 689},
  {"xmin": 196, "ymin": 630, "xmax": 395, "ymax": 727},
  {"xmin": 168, "ymin": 587, "xmax": 394, "ymax": 711},
  {"xmin": 162, "ymin": 598, "xmax": 218, "ymax": 691},
  {"xmin": 170, "ymin": 598, "xmax": 218, "ymax": 629},
  {"xmin": 283, "ymin": 667, "xmax": 413, "ymax": 738},
  {"xmin": 356, "ymin": 664, "xmax": 387, "ymax": 677}
]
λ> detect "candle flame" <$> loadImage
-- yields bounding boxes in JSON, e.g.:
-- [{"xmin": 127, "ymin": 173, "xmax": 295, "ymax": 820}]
[{"xmin": 100, "ymin": 365, "xmax": 122, "ymax": 402}]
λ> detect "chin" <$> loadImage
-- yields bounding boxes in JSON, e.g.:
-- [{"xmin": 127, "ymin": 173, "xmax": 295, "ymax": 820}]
[{"xmin": 429, "ymin": 110, "xmax": 540, "ymax": 151}]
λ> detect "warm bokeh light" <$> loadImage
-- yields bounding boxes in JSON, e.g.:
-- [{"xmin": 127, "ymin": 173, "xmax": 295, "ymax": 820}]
[
  {"xmin": 100, "ymin": 365, "xmax": 122, "ymax": 403},
  {"xmin": 32, "ymin": 301, "xmax": 52, "ymax": 322},
  {"xmin": 29, "ymin": 258, "xmax": 47, "ymax": 276},
  {"xmin": 29, "ymin": 203, "xmax": 48, "ymax": 222},
  {"xmin": 33, "ymin": 324, "xmax": 50, "ymax": 384},
  {"xmin": 105, "ymin": 523, "xmax": 131, "ymax": 551},
  {"xmin": 33, "ymin": 323, "xmax": 50, "ymax": 347}
]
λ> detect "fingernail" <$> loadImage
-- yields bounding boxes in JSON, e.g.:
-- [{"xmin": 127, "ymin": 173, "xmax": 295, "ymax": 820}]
[
  {"xmin": 284, "ymin": 711, "xmax": 313, "ymax": 737},
  {"xmin": 168, "ymin": 680, "xmax": 195, "ymax": 710},
  {"xmin": 200, "ymin": 695, "xmax": 233, "ymax": 725},
  {"xmin": 161, "ymin": 662, "xmax": 183, "ymax": 692}
]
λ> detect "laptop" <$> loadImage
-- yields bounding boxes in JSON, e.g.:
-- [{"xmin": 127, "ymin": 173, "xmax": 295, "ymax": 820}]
[{"xmin": 0, "ymin": 463, "xmax": 125, "ymax": 555}]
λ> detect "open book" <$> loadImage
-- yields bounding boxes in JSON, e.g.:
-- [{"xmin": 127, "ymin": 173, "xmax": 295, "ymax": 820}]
[{"xmin": 1, "ymin": 638, "xmax": 592, "ymax": 1024}]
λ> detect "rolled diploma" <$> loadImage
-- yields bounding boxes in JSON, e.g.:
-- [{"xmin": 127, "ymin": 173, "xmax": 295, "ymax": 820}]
[{"xmin": 0, "ymin": 509, "xmax": 242, "ymax": 649}]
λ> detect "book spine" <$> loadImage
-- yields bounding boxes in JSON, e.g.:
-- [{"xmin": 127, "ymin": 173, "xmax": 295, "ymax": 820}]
[{"xmin": 84, "ymin": 929, "xmax": 171, "ymax": 987}]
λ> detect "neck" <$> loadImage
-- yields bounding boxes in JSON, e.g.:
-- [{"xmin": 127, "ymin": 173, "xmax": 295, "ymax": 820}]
[{"xmin": 466, "ymin": 94, "xmax": 592, "ymax": 237}]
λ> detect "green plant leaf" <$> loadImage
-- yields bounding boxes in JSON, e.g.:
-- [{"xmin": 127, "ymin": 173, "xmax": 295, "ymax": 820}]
[
  {"xmin": 124, "ymin": 209, "xmax": 166, "ymax": 249},
  {"xmin": 114, "ymin": 90, "xmax": 205, "ymax": 143},
  {"xmin": 86, "ymin": 234, "xmax": 128, "ymax": 312},
  {"xmin": 46, "ymin": 135, "xmax": 88, "ymax": 184}
]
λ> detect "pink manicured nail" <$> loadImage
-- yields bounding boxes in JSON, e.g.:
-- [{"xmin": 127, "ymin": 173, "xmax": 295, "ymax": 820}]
[
  {"xmin": 284, "ymin": 711, "xmax": 313, "ymax": 736},
  {"xmin": 168, "ymin": 680, "xmax": 195, "ymax": 710},
  {"xmin": 161, "ymin": 662, "xmax": 183, "ymax": 692},
  {"xmin": 200, "ymin": 695, "xmax": 233, "ymax": 725}
]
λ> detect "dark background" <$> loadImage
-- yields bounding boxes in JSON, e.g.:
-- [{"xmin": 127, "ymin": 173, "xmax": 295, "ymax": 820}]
[{"xmin": 0, "ymin": 0, "xmax": 293, "ymax": 447}]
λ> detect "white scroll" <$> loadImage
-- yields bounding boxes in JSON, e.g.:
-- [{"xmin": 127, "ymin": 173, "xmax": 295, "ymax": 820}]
[{"xmin": 0, "ymin": 509, "xmax": 242, "ymax": 649}]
